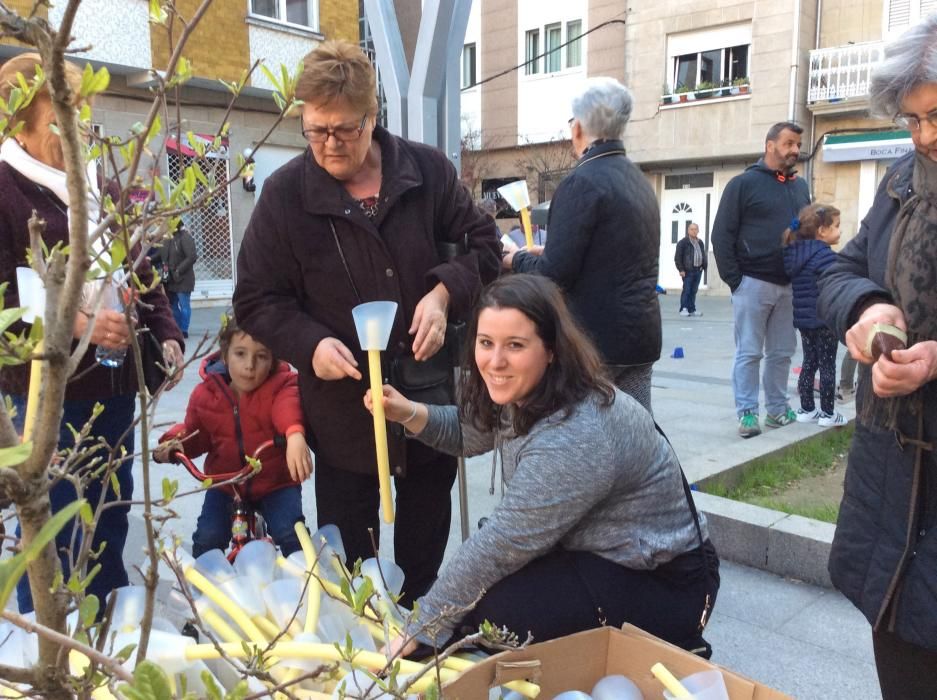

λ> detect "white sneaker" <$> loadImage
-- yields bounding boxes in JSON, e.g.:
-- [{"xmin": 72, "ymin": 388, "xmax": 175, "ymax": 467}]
[
  {"xmin": 689, "ymin": 311, "xmax": 703, "ymax": 317},
  {"xmin": 796, "ymin": 408, "xmax": 822, "ymax": 423},
  {"xmin": 679, "ymin": 308, "xmax": 690, "ymax": 317},
  {"xmin": 818, "ymin": 411, "xmax": 847, "ymax": 427}
]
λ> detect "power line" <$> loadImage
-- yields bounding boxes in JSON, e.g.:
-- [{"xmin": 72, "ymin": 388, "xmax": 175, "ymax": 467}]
[{"xmin": 463, "ymin": 16, "xmax": 629, "ymax": 92}]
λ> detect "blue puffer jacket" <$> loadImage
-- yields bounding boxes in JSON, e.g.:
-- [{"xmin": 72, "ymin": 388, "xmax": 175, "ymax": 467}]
[{"xmin": 782, "ymin": 239, "xmax": 837, "ymax": 329}]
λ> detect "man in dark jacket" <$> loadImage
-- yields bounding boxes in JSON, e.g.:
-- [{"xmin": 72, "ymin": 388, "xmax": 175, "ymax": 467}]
[
  {"xmin": 507, "ymin": 77, "xmax": 661, "ymax": 414},
  {"xmin": 674, "ymin": 222, "xmax": 707, "ymax": 317},
  {"xmin": 712, "ymin": 122, "xmax": 810, "ymax": 438},
  {"xmin": 153, "ymin": 222, "xmax": 198, "ymax": 338}
]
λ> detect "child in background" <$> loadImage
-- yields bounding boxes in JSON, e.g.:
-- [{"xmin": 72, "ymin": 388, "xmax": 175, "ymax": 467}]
[
  {"xmin": 155, "ymin": 316, "xmax": 312, "ymax": 556},
  {"xmin": 782, "ymin": 204, "xmax": 847, "ymax": 427}
]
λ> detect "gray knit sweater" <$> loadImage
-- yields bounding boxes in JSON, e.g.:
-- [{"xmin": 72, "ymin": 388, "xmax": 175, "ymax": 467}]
[{"xmin": 408, "ymin": 389, "xmax": 707, "ymax": 644}]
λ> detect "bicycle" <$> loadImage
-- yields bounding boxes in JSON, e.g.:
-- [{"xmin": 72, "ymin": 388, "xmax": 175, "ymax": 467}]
[{"xmin": 167, "ymin": 436, "xmax": 285, "ymax": 562}]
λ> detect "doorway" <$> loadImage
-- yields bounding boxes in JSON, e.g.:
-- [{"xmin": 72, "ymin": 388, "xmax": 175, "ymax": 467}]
[{"xmin": 659, "ymin": 173, "xmax": 714, "ymax": 290}]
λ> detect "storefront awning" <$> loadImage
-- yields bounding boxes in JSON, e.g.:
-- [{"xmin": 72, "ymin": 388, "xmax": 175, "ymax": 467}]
[{"xmin": 822, "ymin": 130, "xmax": 913, "ymax": 163}]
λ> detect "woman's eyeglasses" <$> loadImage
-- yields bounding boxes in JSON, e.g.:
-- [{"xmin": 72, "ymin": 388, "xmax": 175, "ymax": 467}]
[
  {"xmin": 894, "ymin": 110, "xmax": 937, "ymax": 131},
  {"xmin": 302, "ymin": 114, "xmax": 369, "ymax": 143}
]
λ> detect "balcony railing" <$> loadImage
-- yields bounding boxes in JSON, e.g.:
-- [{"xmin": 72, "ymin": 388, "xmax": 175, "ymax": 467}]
[{"xmin": 807, "ymin": 41, "xmax": 884, "ymax": 109}]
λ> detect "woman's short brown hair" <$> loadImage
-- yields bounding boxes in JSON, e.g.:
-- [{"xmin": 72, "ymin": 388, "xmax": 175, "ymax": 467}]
[
  {"xmin": 0, "ymin": 52, "xmax": 84, "ymax": 132},
  {"xmin": 296, "ymin": 40, "xmax": 378, "ymax": 115}
]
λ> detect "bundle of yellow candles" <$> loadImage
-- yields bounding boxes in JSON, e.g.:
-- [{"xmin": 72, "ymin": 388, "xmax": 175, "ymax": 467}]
[{"xmin": 50, "ymin": 523, "xmax": 541, "ymax": 699}]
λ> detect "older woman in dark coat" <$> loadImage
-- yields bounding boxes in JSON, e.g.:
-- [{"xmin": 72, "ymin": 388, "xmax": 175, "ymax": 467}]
[
  {"xmin": 505, "ymin": 77, "xmax": 661, "ymax": 413},
  {"xmin": 817, "ymin": 16, "xmax": 937, "ymax": 699},
  {"xmin": 0, "ymin": 53, "xmax": 184, "ymax": 612},
  {"xmin": 233, "ymin": 41, "xmax": 500, "ymax": 604}
]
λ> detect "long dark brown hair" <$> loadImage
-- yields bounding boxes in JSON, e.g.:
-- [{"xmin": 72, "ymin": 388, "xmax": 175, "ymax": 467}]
[{"xmin": 458, "ymin": 274, "xmax": 614, "ymax": 435}]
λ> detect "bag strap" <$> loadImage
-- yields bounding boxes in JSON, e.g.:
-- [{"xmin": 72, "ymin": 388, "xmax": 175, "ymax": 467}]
[
  {"xmin": 329, "ymin": 217, "xmax": 362, "ymax": 305},
  {"xmin": 655, "ymin": 421, "xmax": 714, "ymax": 631}
]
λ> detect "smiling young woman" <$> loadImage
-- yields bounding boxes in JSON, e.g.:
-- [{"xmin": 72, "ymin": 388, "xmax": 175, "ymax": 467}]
[{"xmin": 366, "ymin": 274, "xmax": 720, "ymax": 659}]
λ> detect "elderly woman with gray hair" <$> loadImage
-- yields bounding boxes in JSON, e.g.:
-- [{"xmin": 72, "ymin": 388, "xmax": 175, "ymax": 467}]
[
  {"xmin": 817, "ymin": 15, "xmax": 937, "ymax": 699},
  {"xmin": 504, "ymin": 77, "xmax": 661, "ymax": 414}
]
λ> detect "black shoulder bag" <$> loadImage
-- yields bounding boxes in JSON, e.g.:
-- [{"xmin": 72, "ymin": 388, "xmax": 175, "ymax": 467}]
[{"xmin": 329, "ymin": 219, "xmax": 459, "ymax": 405}]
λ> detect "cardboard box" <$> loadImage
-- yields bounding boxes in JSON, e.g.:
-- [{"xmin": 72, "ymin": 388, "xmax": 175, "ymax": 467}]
[{"xmin": 443, "ymin": 625, "xmax": 791, "ymax": 699}]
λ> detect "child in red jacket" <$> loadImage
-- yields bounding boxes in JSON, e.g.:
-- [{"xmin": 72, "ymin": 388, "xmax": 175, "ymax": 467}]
[{"xmin": 156, "ymin": 317, "xmax": 312, "ymax": 556}]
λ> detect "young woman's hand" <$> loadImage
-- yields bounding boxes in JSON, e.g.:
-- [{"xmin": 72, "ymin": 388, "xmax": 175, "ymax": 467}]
[
  {"xmin": 286, "ymin": 432, "xmax": 313, "ymax": 482},
  {"xmin": 363, "ymin": 384, "xmax": 428, "ymax": 434},
  {"xmin": 382, "ymin": 634, "xmax": 418, "ymax": 661}
]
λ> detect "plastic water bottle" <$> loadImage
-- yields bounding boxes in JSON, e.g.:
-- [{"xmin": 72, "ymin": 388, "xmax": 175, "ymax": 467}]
[{"xmin": 94, "ymin": 281, "xmax": 128, "ymax": 368}]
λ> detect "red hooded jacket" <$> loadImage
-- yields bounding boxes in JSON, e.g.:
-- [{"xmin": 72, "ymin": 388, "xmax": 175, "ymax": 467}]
[{"xmin": 160, "ymin": 351, "xmax": 305, "ymax": 500}]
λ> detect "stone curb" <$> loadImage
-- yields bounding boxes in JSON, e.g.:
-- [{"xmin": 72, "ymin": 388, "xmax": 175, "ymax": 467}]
[{"xmin": 694, "ymin": 491, "xmax": 835, "ymax": 588}]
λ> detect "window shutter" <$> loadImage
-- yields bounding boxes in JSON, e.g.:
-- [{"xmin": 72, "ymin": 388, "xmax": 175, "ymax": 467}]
[
  {"xmin": 920, "ymin": 0, "xmax": 937, "ymax": 17},
  {"xmin": 888, "ymin": 0, "xmax": 912, "ymax": 31}
]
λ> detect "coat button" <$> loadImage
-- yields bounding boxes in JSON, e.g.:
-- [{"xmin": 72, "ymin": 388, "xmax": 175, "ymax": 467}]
[
  {"xmin": 344, "ymin": 208, "xmax": 351, "ymax": 215},
  {"xmin": 398, "ymin": 341, "xmax": 407, "ymax": 350},
  {"xmin": 386, "ymin": 268, "xmax": 394, "ymax": 277},
  {"xmin": 920, "ymin": 529, "xmax": 927, "ymax": 538},
  {"xmin": 394, "ymin": 465, "xmax": 403, "ymax": 475}
]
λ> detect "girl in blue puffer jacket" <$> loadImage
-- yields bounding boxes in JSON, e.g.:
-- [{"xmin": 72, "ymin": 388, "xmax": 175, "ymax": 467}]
[{"xmin": 782, "ymin": 204, "xmax": 845, "ymax": 427}]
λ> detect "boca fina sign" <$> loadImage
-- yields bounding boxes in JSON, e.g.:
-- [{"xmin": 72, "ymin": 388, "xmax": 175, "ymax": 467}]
[{"xmin": 823, "ymin": 131, "xmax": 913, "ymax": 163}]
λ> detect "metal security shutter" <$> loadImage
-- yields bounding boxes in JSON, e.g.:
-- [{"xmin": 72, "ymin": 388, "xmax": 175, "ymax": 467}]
[{"xmin": 166, "ymin": 149, "xmax": 234, "ymax": 299}]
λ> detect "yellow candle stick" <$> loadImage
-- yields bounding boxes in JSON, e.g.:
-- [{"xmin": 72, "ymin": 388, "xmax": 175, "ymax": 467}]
[
  {"xmin": 519, "ymin": 207, "xmax": 534, "ymax": 248},
  {"xmin": 368, "ymin": 348, "xmax": 394, "ymax": 523},
  {"xmin": 22, "ymin": 320, "xmax": 43, "ymax": 443},
  {"xmin": 201, "ymin": 608, "xmax": 242, "ymax": 644},
  {"xmin": 651, "ymin": 662, "xmax": 691, "ymax": 698},
  {"xmin": 184, "ymin": 567, "xmax": 266, "ymax": 645}
]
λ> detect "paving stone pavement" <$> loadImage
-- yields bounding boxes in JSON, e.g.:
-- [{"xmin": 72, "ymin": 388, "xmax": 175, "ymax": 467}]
[{"xmin": 119, "ymin": 294, "xmax": 880, "ymax": 700}]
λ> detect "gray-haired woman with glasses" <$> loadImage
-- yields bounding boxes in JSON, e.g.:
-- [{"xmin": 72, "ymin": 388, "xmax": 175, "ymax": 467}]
[
  {"xmin": 817, "ymin": 14, "xmax": 937, "ymax": 699},
  {"xmin": 233, "ymin": 40, "xmax": 500, "ymax": 606}
]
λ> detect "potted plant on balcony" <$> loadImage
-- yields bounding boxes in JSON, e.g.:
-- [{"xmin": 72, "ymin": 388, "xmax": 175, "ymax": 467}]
[
  {"xmin": 718, "ymin": 78, "xmax": 732, "ymax": 97},
  {"xmin": 675, "ymin": 84, "xmax": 691, "ymax": 102},
  {"xmin": 732, "ymin": 76, "xmax": 750, "ymax": 94},
  {"xmin": 662, "ymin": 83, "xmax": 674, "ymax": 104},
  {"xmin": 696, "ymin": 80, "xmax": 715, "ymax": 100}
]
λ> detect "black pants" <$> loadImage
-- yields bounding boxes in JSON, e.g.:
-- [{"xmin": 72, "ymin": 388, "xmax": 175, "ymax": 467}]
[
  {"xmin": 315, "ymin": 450, "xmax": 457, "ymax": 607},
  {"xmin": 455, "ymin": 543, "xmax": 719, "ymax": 655},
  {"xmin": 798, "ymin": 327, "xmax": 838, "ymax": 415},
  {"xmin": 873, "ymin": 628, "xmax": 937, "ymax": 699}
]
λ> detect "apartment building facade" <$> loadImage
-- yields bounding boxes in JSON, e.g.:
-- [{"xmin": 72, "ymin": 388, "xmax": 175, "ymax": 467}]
[
  {"xmin": 463, "ymin": 0, "xmax": 930, "ymax": 293},
  {"xmin": 2, "ymin": 0, "xmax": 357, "ymax": 300},
  {"xmin": 807, "ymin": 0, "xmax": 935, "ymax": 253}
]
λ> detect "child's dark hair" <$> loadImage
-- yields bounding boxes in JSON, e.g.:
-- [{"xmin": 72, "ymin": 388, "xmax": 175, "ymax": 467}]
[
  {"xmin": 219, "ymin": 313, "xmax": 280, "ymax": 372},
  {"xmin": 782, "ymin": 203, "xmax": 841, "ymax": 246}
]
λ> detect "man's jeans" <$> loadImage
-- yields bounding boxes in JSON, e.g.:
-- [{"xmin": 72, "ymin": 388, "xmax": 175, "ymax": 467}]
[
  {"xmin": 192, "ymin": 485, "xmax": 304, "ymax": 557},
  {"xmin": 731, "ymin": 276, "xmax": 795, "ymax": 417},
  {"xmin": 168, "ymin": 290, "xmax": 192, "ymax": 335},
  {"xmin": 680, "ymin": 268, "xmax": 703, "ymax": 313}
]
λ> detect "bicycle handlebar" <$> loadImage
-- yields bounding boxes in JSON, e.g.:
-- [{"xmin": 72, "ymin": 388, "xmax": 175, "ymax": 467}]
[{"xmin": 170, "ymin": 437, "xmax": 283, "ymax": 484}]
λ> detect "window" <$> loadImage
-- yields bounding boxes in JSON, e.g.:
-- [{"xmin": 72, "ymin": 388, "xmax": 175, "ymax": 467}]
[
  {"xmin": 886, "ymin": 0, "xmax": 937, "ymax": 35},
  {"xmin": 545, "ymin": 23, "xmax": 562, "ymax": 73},
  {"xmin": 462, "ymin": 43, "xmax": 477, "ymax": 89},
  {"xmin": 667, "ymin": 23, "xmax": 751, "ymax": 92},
  {"xmin": 567, "ymin": 20, "xmax": 582, "ymax": 68},
  {"xmin": 250, "ymin": 0, "xmax": 318, "ymax": 30},
  {"xmin": 525, "ymin": 29, "xmax": 540, "ymax": 75}
]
